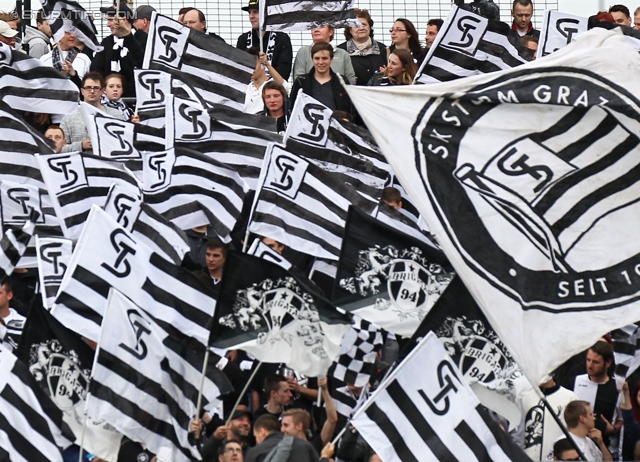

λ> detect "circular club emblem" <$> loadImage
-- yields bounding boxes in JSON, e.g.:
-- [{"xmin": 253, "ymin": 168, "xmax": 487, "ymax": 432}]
[
  {"xmin": 388, "ymin": 259, "xmax": 431, "ymax": 313},
  {"xmin": 413, "ymin": 69, "xmax": 640, "ymax": 311}
]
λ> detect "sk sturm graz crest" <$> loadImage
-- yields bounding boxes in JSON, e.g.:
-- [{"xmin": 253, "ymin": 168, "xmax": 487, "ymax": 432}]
[{"xmin": 413, "ymin": 69, "xmax": 640, "ymax": 311}]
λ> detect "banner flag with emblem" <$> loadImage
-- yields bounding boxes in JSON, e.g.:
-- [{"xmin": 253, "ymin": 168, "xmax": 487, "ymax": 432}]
[
  {"xmin": 143, "ymin": 13, "xmax": 255, "ymax": 111},
  {"xmin": 331, "ymin": 315, "xmax": 382, "ymax": 387},
  {"xmin": 35, "ymin": 152, "xmax": 141, "ymax": 241},
  {"xmin": 0, "ymin": 344, "xmax": 74, "ymax": 462},
  {"xmin": 0, "ymin": 42, "xmax": 79, "ymax": 114},
  {"xmin": 141, "ymin": 146, "xmax": 248, "ymax": 240},
  {"xmin": 15, "ymin": 304, "xmax": 122, "ymax": 461},
  {"xmin": 333, "ymin": 206, "xmax": 454, "ymax": 337},
  {"xmin": 103, "ymin": 183, "xmax": 191, "ymax": 266},
  {"xmin": 51, "ymin": 205, "xmax": 217, "ymax": 345},
  {"xmin": 247, "ymin": 237, "xmax": 292, "ymax": 270},
  {"xmin": 538, "ymin": 10, "xmax": 587, "ymax": 57},
  {"xmin": 351, "ymin": 331, "xmax": 532, "ymax": 462},
  {"xmin": 40, "ymin": 0, "xmax": 102, "ymax": 52},
  {"xmin": 404, "ymin": 277, "xmax": 532, "ymax": 432},
  {"xmin": 210, "ymin": 251, "xmax": 352, "ymax": 377},
  {"xmin": 610, "ymin": 323, "xmax": 640, "ymax": 388},
  {"xmin": 248, "ymin": 143, "xmax": 377, "ymax": 260},
  {"xmin": 0, "ymin": 209, "xmax": 39, "ymax": 284},
  {"xmin": 36, "ymin": 236, "xmax": 73, "ymax": 310},
  {"xmin": 87, "ymin": 289, "xmax": 233, "ymax": 462},
  {"xmin": 345, "ymin": 28, "xmax": 640, "ymax": 383},
  {"xmin": 259, "ymin": 0, "xmax": 361, "ymax": 32},
  {"xmin": 375, "ymin": 203, "xmax": 437, "ymax": 249},
  {"xmin": 414, "ymin": 5, "xmax": 529, "ymax": 84}
]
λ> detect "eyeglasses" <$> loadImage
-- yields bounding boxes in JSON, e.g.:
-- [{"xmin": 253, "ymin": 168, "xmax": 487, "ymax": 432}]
[
  {"xmin": 224, "ymin": 447, "xmax": 243, "ymax": 454},
  {"xmin": 389, "ymin": 28, "xmax": 406, "ymax": 33},
  {"xmin": 82, "ymin": 86, "xmax": 102, "ymax": 92}
]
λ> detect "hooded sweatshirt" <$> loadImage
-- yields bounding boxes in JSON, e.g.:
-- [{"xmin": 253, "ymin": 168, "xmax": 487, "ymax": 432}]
[{"xmin": 23, "ymin": 25, "xmax": 51, "ymax": 59}]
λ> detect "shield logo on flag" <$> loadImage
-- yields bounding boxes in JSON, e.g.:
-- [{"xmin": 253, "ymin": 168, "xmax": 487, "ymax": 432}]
[
  {"xmin": 459, "ymin": 336, "xmax": 508, "ymax": 383},
  {"xmin": 260, "ymin": 287, "xmax": 303, "ymax": 345},
  {"xmin": 46, "ymin": 353, "xmax": 88, "ymax": 410},
  {"xmin": 387, "ymin": 259, "xmax": 430, "ymax": 314}
]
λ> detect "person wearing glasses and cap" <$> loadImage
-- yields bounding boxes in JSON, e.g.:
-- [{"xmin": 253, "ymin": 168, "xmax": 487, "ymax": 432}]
[{"xmin": 236, "ymin": 0, "xmax": 293, "ymax": 81}]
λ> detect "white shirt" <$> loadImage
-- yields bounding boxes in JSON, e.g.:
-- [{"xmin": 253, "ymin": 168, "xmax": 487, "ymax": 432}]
[
  {"xmin": 2, "ymin": 308, "xmax": 25, "ymax": 352},
  {"xmin": 40, "ymin": 49, "xmax": 91, "ymax": 123},
  {"xmin": 568, "ymin": 434, "xmax": 603, "ymax": 461}
]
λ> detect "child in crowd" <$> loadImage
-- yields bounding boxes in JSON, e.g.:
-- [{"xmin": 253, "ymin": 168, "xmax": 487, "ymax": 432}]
[{"xmin": 101, "ymin": 73, "xmax": 134, "ymax": 120}]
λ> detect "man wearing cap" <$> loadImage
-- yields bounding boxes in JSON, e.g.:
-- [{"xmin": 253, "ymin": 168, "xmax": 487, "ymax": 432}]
[
  {"xmin": 236, "ymin": 0, "xmax": 292, "ymax": 81},
  {"xmin": 200, "ymin": 406, "xmax": 254, "ymax": 460},
  {"xmin": 91, "ymin": 1, "xmax": 144, "ymax": 98},
  {"xmin": 132, "ymin": 4, "xmax": 155, "ymax": 51},
  {"xmin": 0, "ymin": 20, "xmax": 18, "ymax": 48}
]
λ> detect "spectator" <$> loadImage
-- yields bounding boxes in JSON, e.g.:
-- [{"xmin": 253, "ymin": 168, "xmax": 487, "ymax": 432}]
[
  {"xmin": 425, "ymin": 18, "xmax": 443, "ymax": 50},
  {"xmin": 620, "ymin": 381, "xmax": 640, "ymax": 460},
  {"xmin": 293, "ymin": 25, "xmax": 356, "ymax": 84},
  {"xmin": 44, "ymin": 125, "xmax": 67, "ymax": 153},
  {"xmin": 635, "ymin": 7, "xmax": 640, "ymax": 29},
  {"xmin": 40, "ymin": 30, "xmax": 91, "ymax": 89},
  {"xmin": 261, "ymin": 81, "xmax": 290, "ymax": 133},
  {"xmin": 381, "ymin": 187, "xmax": 402, "ymax": 210},
  {"xmin": 244, "ymin": 49, "xmax": 290, "ymax": 114},
  {"xmin": 194, "ymin": 237, "xmax": 227, "ymax": 296},
  {"xmin": 337, "ymin": 9, "xmax": 387, "ymax": 86},
  {"xmin": 511, "ymin": 0, "xmax": 539, "ymax": 38},
  {"xmin": 368, "ymin": 49, "xmax": 417, "ymax": 86},
  {"xmin": 0, "ymin": 281, "xmax": 24, "ymax": 352},
  {"xmin": 291, "ymin": 42, "xmax": 353, "ymax": 115},
  {"xmin": 0, "ymin": 13, "xmax": 20, "ymax": 50},
  {"xmin": 217, "ymin": 439, "xmax": 244, "ymax": 462},
  {"xmin": 552, "ymin": 438, "xmax": 579, "ymax": 461},
  {"xmin": 563, "ymin": 400, "xmax": 613, "ymax": 461},
  {"xmin": 388, "ymin": 18, "xmax": 423, "ymax": 65},
  {"xmin": 609, "ymin": 4, "xmax": 632, "ymax": 26},
  {"xmin": 590, "ymin": 11, "xmax": 616, "ymax": 23},
  {"xmin": 520, "ymin": 35, "xmax": 538, "ymax": 60},
  {"xmin": 91, "ymin": 3, "xmax": 144, "ymax": 98},
  {"xmin": 254, "ymin": 374, "xmax": 292, "ymax": 419},
  {"xmin": 200, "ymin": 407, "xmax": 253, "ymax": 460},
  {"xmin": 23, "ymin": 10, "xmax": 52, "ymax": 58},
  {"xmin": 132, "ymin": 5, "xmax": 156, "ymax": 51},
  {"xmin": 237, "ymin": 0, "xmax": 292, "ymax": 81},
  {"xmin": 245, "ymin": 415, "xmax": 318, "ymax": 462},
  {"xmin": 0, "ymin": 20, "xmax": 18, "ymax": 48},
  {"xmin": 102, "ymin": 73, "xmax": 134, "ymax": 120},
  {"xmin": 182, "ymin": 8, "xmax": 225, "ymax": 41}
]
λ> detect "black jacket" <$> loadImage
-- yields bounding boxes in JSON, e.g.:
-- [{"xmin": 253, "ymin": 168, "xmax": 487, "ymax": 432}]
[
  {"xmin": 90, "ymin": 33, "xmax": 144, "ymax": 97},
  {"xmin": 336, "ymin": 40, "xmax": 388, "ymax": 86},
  {"xmin": 290, "ymin": 68, "xmax": 352, "ymax": 116},
  {"xmin": 236, "ymin": 30, "xmax": 293, "ymax": 81},
  {"xmin": 244, "ymin": 432, "xmax": 318, "ymax": 462}
]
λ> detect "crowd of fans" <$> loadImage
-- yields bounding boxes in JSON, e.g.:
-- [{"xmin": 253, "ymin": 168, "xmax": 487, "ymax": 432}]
[{"xmin": 2, "ymin": 0, "xmax": 640, "ymax": 461}]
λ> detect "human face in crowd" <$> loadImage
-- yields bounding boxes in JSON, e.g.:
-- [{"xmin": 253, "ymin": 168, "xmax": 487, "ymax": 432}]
[
  {"xmin": 350, "ymin": 18, "xmax": 370, "ymax": 43},
  {"xmin": 0, "ymin": 283, "xmax": 12, "ymax": 313},
  {"xmin": 312, "ymin": 50, "xmax": 332, "ymax": 76},
  {"xmin": 556, "ymin": 449, "xmax": 579, "ymax": 461},
  {"xmin": 105, "ymin": 77, "xmax": 124, "ymax": 102},
  {"xmin": 229, "ymin": 414, "xmax": 251, "ymax": 438},
  {"xmin": 58, "ymin": 31, "xmax": 77, "ymax": 51},
  {"xmin": 263, "ymin": 89, "xmax": 284, "ymax": 116},
  {"xmin": 248, "ymin": 8, "xmax": 259, "ymax": 30},
  {"xmin": 81, "ymin": 79, "xmax": 104, "ymax": 106},
  {"xmin": 425, "ymin": 24, "xmax": 439, "ymax": 48},
  {"xmin": 390, "ymin": 20, "xmax": 410, "ymax": 48},
  {"xmin": 611, "ymin": 11, "xmax": 632, "ymax": 26},
  {"xmin": 280, "ymin": 416, "xmax": 299, "ymax": 437},
  {"xmin": 262, "ymin": 237, "xmax": 284, "ymax": 254},
  {"xmin": 45, "ymin": 127, "xmax": 67, "ymax": 153},
  {"xmin": 525, "ymin": 40, "xmax": 537, "ymax": 59},
  {"xmin": 219, "ymin": 441, "xmax": 243, "ymax": 462},
  {"xmin": 582, "ymin": 404, "xmax": 596, "ymax": 430},
  {"xmin": 38, "ymin": 19, "xmax": 52, "ymax": 37},
  {"xmin": 206, "ymin": 247, "xmax": 226, "ymax": 275},
  {"xmin": 183, "ymin": 9, "xmax": 206, "ymax": 33},
  {"xmin": 273, "ymin": 381, "xmax": 292, "ymax": 406},
  {"xmin": 586, "ymin": 349, "xmax": 609, "ymax": 380},
  {"xmin": 635, "ymin": 11, "xmax": 640, "ymax": 30},
  {"xmin": 311, "ymin": 26, "xmax": 332, "ymax": 43},
  {"xmin": 133, "ymin": 18, "xmax": 149, "ymax": 33},
  {"xmin": 387, "ymin": 53, "xmax": 405, "ymax": 79},
  {"xmin": 512, "ymin": 3, "xmax": 533, "ymax": 32},
  {"xmin": 0, "ymin": 32, "xmax": 16, "ymax": 47}
]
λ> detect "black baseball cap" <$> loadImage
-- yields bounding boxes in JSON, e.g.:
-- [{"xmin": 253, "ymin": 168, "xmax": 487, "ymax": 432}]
[
  {"xmin": 241, "ymin": 0, "xmax": 258, "ymax": 12},
  {"xmin": 100, "ymin": 3, "xmax": 135, "ymax": 20}
]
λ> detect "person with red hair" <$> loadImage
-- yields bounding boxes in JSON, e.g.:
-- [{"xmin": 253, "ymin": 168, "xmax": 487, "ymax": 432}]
[{"xmin": 591, "ymin": 11, "xmax": 616, "ymax": 23}]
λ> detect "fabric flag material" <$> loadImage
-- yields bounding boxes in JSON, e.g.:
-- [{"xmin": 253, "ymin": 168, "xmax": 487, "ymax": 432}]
[
  {"xmin": 590, "ymin": 20, "xmax": 640, "ymax": 51},
  {"xmin": 345, "ymin": 28, "xmax": 640, "ymax": 383},
  {"xmin": 36, "ymin": 236, "xmax": 73, "ymax": 310},
  {"xmin": 351, "ymin": 331, "xmax": 531, "ymax": 462},
  {"xmin": 36, "ymin": 151, "xmax": 141, "ymax": 240},
  {"xmin": 211, "ymin": 251, "xmax": 351, "ymax": 377},
  {"xmin": 0, "ymin": 209, "xmax": 39, "ymax": 283},
  {"xmin": 610, "ymin": 323, "xmax": 640, "ymax": 388},
  {"xmin": 143, "ymin": 13, "xmax": 255, "ymax": 111},
  {"xmin": 259, "ymin": 0, "xmax": 361, "ymax": 31},
  {"xmin": 247, "ymin": 237, "xmax": 292, "ymax": 270},
  {"xmin": 332, "ymin": 315, "xmax": 382, "ymax": 387},
  {"xmin": 15, "ymin": 304, "xmax": 122, "ymax": 460},
  {"xmin": 103, "ymin": 183, "xmax": 191, "ymax": 266},
  {"xmin": 405, "ymin": 277, "xmax": 532, "ymax": 430},
  {"xmin": 40, "ymin": 0, "xmax": 102, "ymax": 52},
  {"xmin": 414, "ymin": 5, "xmax": 529, "ymax": 84},
  {"xmin": 333, "ymin": 206, "xmax": 454, "ymax": 337},
  {"xmin": 249, "ymin": 143, "xmax": 377, "ymax": 260},
  {"xmin": 538, "ymin": 10, "xmax": 588, "ymax": 57},
  {"xmin": 0, "ymin": 344, "xmax": 74, "ymax": 461},
  {"xmin": 331, "ymin": 383, "xmax": 369, "ymax": 420},
  {"xmin": 141, "ymin": 146, "xmax": 248, "ymax": 240},
  {"xmin": 0, "ymin": 42, "xmax": 79, "ymax": 114},
  {"xmin": 52, "ymin": 205, "xmax": 216, "ymax": 345},
  {"xmin": 375, "ymin": 203, "xmax": 438, "ymax": 249},
  {"xmin": 88, "ymin": 289, "xmax": 232, "ymax": 462}
]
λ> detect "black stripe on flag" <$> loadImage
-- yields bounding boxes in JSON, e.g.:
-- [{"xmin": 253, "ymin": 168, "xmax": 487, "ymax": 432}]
[
  {"xmin": 364, "ymin": 403, "xmax": 419, "ymax": 462},
  {"xmin": 455, "ymin": 420, "xmax": 488, "ymax": 461}
]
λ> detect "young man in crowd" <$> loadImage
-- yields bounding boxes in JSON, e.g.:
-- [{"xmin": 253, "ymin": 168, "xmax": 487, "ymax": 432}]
[
  {"xmin": 511, "ymin": 0, "xmax": 539, "ymax": 38},
  {"xmin": 564, "ymin": 400, "xmax": 613, "ymax": 461}
]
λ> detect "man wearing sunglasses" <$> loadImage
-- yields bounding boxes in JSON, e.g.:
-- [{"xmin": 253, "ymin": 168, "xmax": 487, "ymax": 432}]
[{"xmin": 60, "ymin": 72, "xmax": 126, "ymax": 154}]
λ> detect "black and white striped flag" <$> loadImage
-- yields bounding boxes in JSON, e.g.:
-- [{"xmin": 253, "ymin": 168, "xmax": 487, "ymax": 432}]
[
  {"xmin": 247, "ymin": 237, "xmax": 292, "ymax": 270},
  {"xmin": 351, "ymin": 332, "xmax": 531, "ymax": 462},
  {"xmin": 52, "ymin": 205, "xmax": 217, "ymax": 345},
  {"xmin": 332, "ymin": 383, "xmax": 369, "ymax": 420},
  {"xmin": 0, "ymin": 344, "xmax": 74, "ymax": 461},
  {"xmin": 0, "ymin": 42, "xmax": 79, "ymax": 114},
  {"xmin": 143, "ymin": 13, "xmax": 255, "ymax": 111},
  {"xmin": 36, "ymin": 151, "xmax": 141, "ymax": 240},
  {"xmin": 36, "ymin": 236, "xmax": 73, "ymax": 310},
  {"xmin": 87, "ymin": 289, "xmax": 232, "ymax": 462},
  {"xmin": 415, "ymin": 5, "xmax": 529, "ymax": 84},
  {"xmin": 142, "ymin": 146, "xmax": 248, "ymax": 240},
  {"xmin": 249, "ymin": 143, "xmax": 377, "ymax": 260},
  {"xmin": 103, "ymin": 183, "xmax": 191, "ymax": 266},
  {"xmin": 610, "ymin": 323, "xmax": 640, "ymax": 388},
  {"xmin": 332, "ymin": 316, "xmax": 382, "ymax": 387},
  {"xmin": 41, "ymin": 0, "xmax": 102, "ymax": 52},
  {"xmin": 0, "ymin": 209, "xmax": 38, "ymax": 283},
  {"xmin": 259, "ymin": 0, "xmax": 361, "ymax": 31}
]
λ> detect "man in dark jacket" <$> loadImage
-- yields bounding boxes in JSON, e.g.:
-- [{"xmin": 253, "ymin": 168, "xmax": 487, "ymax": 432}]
[
  {"xmin": 236, "ymin": 0, "xmax": 292, "ymax": 81},
  {"xmin": 245, "ymin": 415, "xmax": 318, "ymax": 462}
]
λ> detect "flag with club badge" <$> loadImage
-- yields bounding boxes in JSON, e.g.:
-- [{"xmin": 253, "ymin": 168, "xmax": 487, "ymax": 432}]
[
  {"xmin": 36, "ymin": 236, "xmax": 73, "ymax": 310},
  {"xmin": 15, "ymin": 304, "xmax": 122, "ymax": 461},
  {"xmin": 40, "ymin": 0, "xmax": 102, "ymax": 52},
  {"xmin": 259, "ymin": 0, "xmax": 361, "ymax": 31},
  {"xmin": 345, "ymin": 28, "xmax": 640, "ymax": 384},
  {"xmin": 247, "ymin": 237, "xmax": 292, "ymax": 270},
  {"xmin": 333, "ymin": 206, "xmax": 454, "ymax": 337},
  {"xmin": 210, "ymin": 251, "xmax": 352, "ymax": 377},
  {"xmin": 538, "ymin": 10, "xmax": 588, "ymax": 57}
]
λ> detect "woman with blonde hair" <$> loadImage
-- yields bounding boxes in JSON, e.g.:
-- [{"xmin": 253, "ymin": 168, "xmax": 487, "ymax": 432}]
[{"xmin": 368, "ymin": 49, "xmax": 416, "ymax": 86}]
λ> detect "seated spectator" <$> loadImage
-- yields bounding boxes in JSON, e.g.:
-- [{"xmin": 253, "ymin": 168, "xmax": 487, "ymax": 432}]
[
  {"xmin": 293, "ymin": 25, "xmax": 356, "ymax": 84},
  {"xmin": 44, "ymin": 125, "xmax": 67, "ymax": 153},
  {"xmin": 609, "ymin": 4, "xmax": 632, "ymax": 26},
  {"xmin": 261, "ymin": 81, "xmax": 290, "ymax": 132},
  {"xmin": 102, "ymin": 73, "xmax": 134, "ymax": 120},
  {"xmin": 291, "ymin": 42, "xmax": 353, "ymax": 115},
  {"xmin": 23, "ymin": 10, "xmax": 52, "ymax": 58},
  {"xmin": 337, "ymin": 9, "xmax": 387, "ymax": 86},
  {"xmin": 388, "ymin": 18, "xmax": 423, "ymax": 65},
  {"xmin": 368, "ymin": 49, "xmax": 416, "ymax": 86},
  {"xmin": 425, "ymin": 18, "xmax": 443, "ymax": 50}
]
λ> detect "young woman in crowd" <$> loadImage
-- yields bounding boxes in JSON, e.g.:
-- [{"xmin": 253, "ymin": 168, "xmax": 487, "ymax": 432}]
[
  {"xmin": 388, "ymin": 18, "xmax": 423, "ymax": 66},
  {"xmin": 368, "ymin": 49, "xmax": 417, "ymax": 86},
  {"xmin": 102, "ymin": 73, "xmax": 133, "ymax": 120}
]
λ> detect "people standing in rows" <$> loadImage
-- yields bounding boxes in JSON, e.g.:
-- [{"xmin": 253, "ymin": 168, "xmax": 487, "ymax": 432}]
[
  {"xmin": 388, "ymin": 18, "xmax": 423, "ymax": 66},
  {"xmin": 336, "ymin": 9, "xmax": 387, "ymax": 86},
  {"xmin": 23, "ymin": 10, "xmax": 52, "ymax": 59},
  {"xmin": 293, "ymin": 25, "xmax": 356, "ymax": 84},
  {"xmin": 368, "ymin": 49, "xmax": 416, "ymax": 86}
]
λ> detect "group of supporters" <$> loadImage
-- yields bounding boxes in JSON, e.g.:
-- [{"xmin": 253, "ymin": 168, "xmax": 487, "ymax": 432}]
[{"xmin": 3, "ymin": 0, "xmax": 640, "ymax": 461}]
